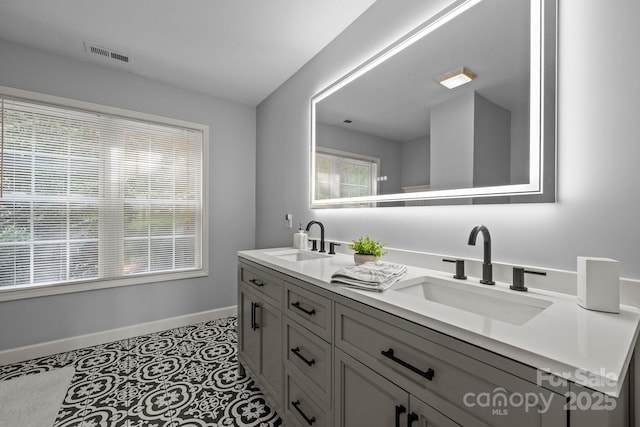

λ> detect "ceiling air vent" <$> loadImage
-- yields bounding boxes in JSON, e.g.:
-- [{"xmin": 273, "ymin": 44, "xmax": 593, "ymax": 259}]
[
  {"xmin": 84, "ymin": 42, "xmax": 131, "ymax": 64},
  {"xmin": 110, "ymin": 52, "xmax": 129, "ymax": 63},
  {"xmin": 89, "ymin": 45, "xmax": 110, "ymax": 58}
]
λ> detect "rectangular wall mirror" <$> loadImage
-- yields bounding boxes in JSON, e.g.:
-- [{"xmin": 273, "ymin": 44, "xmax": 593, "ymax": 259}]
[{"xmin": 311, "ymin": 0, "xmax": 556, "ymax": 208}]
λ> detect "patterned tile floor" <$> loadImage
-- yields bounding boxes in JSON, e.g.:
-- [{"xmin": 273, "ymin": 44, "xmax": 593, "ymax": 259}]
[{"xmin": 0, "ymin": 317, "xmax": 282, "ymax": 427}]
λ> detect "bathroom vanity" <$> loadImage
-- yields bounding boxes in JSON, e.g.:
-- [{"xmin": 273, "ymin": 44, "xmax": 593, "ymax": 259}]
[{"xmin": 237, "ymin": 249, "xmax": 639, "ymax": 426}]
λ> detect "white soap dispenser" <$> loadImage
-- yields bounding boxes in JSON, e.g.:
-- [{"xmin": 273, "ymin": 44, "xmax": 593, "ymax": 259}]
[{"xmin": 293, "ymin": 223, "xmax": 308, "ymax": 249}]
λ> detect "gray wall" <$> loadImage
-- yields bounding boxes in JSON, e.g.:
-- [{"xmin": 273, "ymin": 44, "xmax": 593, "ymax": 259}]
[
  {"xmin": 0, "ymin": 39, "xmax": 256, "ymax": 350},
  {"xmin": 430, "ymin": 92, "xmax": 475, "ymax": 190},
  {"xmin": 400, "ymin": 136, "xmax": 429, "ymax": 188},
  {"xmin": 510, "ymin": 100, "xmax": 529, "ymax": 185},
  {"xmin": 473, "ymin": 92, "xmax": 511, "ymax": 187},
  {"xmin": 255, "ymin": 0, "xmax": 640, "ymax": 281}
]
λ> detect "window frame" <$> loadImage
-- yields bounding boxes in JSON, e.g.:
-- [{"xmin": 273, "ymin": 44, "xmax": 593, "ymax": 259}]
[
  {"xmin": 314, "ymin": 147, "xmax": 379, "ymax": 204},
  {"xmin": 0, "ymin": 86, "xmax": 209, "ymax": 302}
]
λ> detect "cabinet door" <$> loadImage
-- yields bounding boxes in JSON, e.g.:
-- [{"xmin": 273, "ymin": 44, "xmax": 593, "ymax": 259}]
[
  {"xmin": 335, "ymin": 349, "xmax": 409, "ymax": 427},
  {"xmin": 408, "ymin": 396, "xmax": 461, "ymax": 427},
  {"xmin": 239, "ymin": 286, "xmax": 260, "ymax": 374},
  {"xmin": 258, "ymin": 297, "xmax": 282, "ymax": 405}
]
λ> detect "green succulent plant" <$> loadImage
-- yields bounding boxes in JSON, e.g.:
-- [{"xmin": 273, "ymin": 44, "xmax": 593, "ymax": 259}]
[{"xmin": 348, "ymin": 236, "xmax": 387, "ymax": 257}]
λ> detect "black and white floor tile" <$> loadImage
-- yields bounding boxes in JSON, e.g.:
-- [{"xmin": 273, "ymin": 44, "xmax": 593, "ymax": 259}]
[{"xmin": 0, "ymin": 317, "xmax": 283, "ymax": 427}]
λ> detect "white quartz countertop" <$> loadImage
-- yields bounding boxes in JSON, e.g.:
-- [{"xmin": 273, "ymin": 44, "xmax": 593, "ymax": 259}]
[{"xmin": 238, "ymin": 248, "xmax": 640, "ymax": 397}]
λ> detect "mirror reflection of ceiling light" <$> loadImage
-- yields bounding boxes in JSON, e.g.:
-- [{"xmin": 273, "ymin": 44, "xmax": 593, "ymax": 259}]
[{"xmin": 437, "ymin": 67, "xmax": 476, "ymax": 89}]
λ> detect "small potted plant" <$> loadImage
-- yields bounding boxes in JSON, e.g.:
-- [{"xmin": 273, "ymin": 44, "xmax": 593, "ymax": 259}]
[{"xmin": 348, "ymin": 236, "xmax": 387, "ymax": 265}]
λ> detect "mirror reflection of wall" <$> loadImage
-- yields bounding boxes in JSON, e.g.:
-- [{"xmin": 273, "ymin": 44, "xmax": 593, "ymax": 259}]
[
  {"xmin": 431, "ymin": 91, "xmax": 511, "ymax": 191},
  {"xmin": 400, "ymin": 135, "xmax": 430, "ymax": 189}
]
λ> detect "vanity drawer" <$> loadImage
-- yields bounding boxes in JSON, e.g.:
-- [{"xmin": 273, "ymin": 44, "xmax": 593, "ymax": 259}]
[
  {"xmin": 285, "ymin": 368, "xmax": 331, "ymax": 427},
  {"xmin": 239, "ymin": 263, "xmax": 283, "ymax": 306},
  {"xmin": 335, "ymin": 303, "xmax": 565, "ymax": 427},
  {"xmin": 285, "ymin": 282, "xmax": 332, "ymax": 341},
  {"xmin": 285, "ymin": 319, "xmax": 332, "ymax": 406}
]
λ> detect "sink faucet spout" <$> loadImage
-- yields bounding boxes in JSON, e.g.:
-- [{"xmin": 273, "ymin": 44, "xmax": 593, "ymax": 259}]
[
  {"xmin": 305, "ymin": 221, "xmax": 326, "ymax": 253},
  {"xmin": 468, "ymin": 225, "xmax": 495, "ymax": 285}
]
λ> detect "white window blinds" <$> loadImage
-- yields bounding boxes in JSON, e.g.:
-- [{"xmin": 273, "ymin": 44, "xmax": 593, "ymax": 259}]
[
  {"xmin": 315, "ymin": 150, "xmax": 378, "ymax": 200},
  {"xmin": 0, "ymin": 97, "xmax": 204, "ymax": 289}
]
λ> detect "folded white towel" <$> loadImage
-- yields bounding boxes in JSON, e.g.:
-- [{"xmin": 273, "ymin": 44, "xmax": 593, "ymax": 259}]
[{"xmin": 331, "ymin": 261, "xmax": 408, "ymax": 292}]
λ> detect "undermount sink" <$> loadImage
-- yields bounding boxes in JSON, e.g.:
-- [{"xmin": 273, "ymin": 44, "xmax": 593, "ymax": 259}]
[
  {"xmin": 391, "ymin": 277, "xmax": 552, "ymax": 325},
  {"xmin": 265, "ymin": 249, "xmax": 331, "ymax": 262}
]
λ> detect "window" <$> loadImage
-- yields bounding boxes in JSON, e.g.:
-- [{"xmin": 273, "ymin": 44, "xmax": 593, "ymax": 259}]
[
  {"xmin": 0, "ymin": 89, "xmax": 207, "ymax": 297},
  {"xmin": 315, "ymin": 148, "xmax": 378, "ymax": 201}
]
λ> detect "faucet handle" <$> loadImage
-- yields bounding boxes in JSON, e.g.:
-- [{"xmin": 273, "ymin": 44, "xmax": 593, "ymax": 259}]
[
  {"xmin": 329, "ymin": 242, "xmax": 341, "ymax": 255},
  {"xmin": 511, "ymin": 267, "xmax": 546, "ymax": 292},
  {"xmin": 442, "ymin": 259, "xmax": 467, "ymax": 280},
  {"xmin": 310, "ymin": 239, "xmax": 318, "ymax": 251}
]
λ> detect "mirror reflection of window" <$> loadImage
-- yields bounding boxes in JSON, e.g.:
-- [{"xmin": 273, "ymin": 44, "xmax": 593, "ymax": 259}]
[{"xmin": 314, "ymin": 149, "xmax": 379, "ymax": 204}]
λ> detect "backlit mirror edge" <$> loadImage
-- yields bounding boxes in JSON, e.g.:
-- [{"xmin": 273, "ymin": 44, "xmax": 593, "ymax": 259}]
[{"xmin": 310, "ymin": 0, "xmax": 557, "ymax": 209}]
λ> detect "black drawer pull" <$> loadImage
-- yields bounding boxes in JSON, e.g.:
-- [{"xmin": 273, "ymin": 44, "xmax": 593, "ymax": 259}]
[
  {"xmin": 381, "ymin": 348, "xmax": 434, "ymax": 381},
  {"xmin": 408, "ymin": 412, "xmax": 418, "ymax": 426},
  {"xmin": 291, "ymin": 347, "xmax": 316, "ymax": 366},
  {"xmin": 250, "ymin": 302, "xmax": 255, "ymax": 330},
  {"xmin": 395, "ymin": 404, "xmax": 406, "ymax": 427},
  {"xmin": 292, "ymin": 400, "xmax": 316, "ymax": 425},
  {"xmin": 251, "ymin": 302, "xmax": 260, "ymax": 330},
  {"xmin": 249, "ymin": 278, "xmax": 264, "ymax": 287},
  {"xmin": 291, "ymin": 301, "xmax": 316, "ymax": 316}
]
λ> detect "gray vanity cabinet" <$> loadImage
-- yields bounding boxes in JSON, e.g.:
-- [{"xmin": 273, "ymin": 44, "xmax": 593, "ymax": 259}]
[
  {"xmin": 237, "ymin": 263, "xmax": 284, "ymax": 411},
  {"xmin": 237, "ymin": 257, "xmax": 629, "ymax": 427},
  {"xmin": 334, "ymin": 301, "xmax": 567, "ymax": 427},
  {"xmin": 285, "ymin": 368, "xmax": 332, "ymax": 427},
  {"xmin": 282, "ymin": 279, "xmax": 334, "ymax": 426},
  {"xmin": 238, "ymin": 287, "xmax": 261, "ymax": 374},
  {"xmin": 285, "ymin": 319, "xmax": 332, "ymax": 406},
  {"xmin": 335, "ymin": 348, "xmax": 459, "ymax": 427},
  {"xmin": 409, "ymin": 395, "xmax": 463, "ymax": 427},
  {"xmin": 238, "ymin": 284, "xmax": 282, "ymax": 405}
]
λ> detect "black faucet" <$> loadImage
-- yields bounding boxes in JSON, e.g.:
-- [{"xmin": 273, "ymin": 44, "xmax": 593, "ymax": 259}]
[
  {"xmin": 467, "ymin": 225, "xmax": 495, "ymax": 285},
  {"xmin": 305, "ymin": 221, "xmax": 326, "ymax": 253}
]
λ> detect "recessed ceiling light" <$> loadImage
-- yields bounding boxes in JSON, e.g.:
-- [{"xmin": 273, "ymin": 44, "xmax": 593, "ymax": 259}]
[{"xmin": 437, "ymin": 67, "xmax": 476, "ymax": 89}]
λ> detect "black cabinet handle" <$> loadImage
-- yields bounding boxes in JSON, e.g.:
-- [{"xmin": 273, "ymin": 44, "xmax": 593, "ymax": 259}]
[
  {"xmin": 250, "ymin": 302, "xmax": 255, "ymax": 330},
  {"xmin": 251, "ymin": 302, "xmax": 260, "ymax": 330},
  {"xmin": 291, "ymin": 347, "xmax": 316, "ymax": 366},
  {"xmin": 291, "ymin": 301, "xmax": 316, "ymax": 316},
  {"xmin": 381, "ymin": 348, "xmax": 434, "ymax": 381},
  {"xmin": 249, "ymin": 278, "xmax": 264, "ymax": 287},
  {"xmin": 408, "ymin": 412, "xmax": 418, "ymax": 426},
  {"xmin": 395, "ymin": 404, "xmax": 406, "ymax": 427},
  {"xmin": 292, "ymin": 400, "xmax": 316, "ymax": 425}
]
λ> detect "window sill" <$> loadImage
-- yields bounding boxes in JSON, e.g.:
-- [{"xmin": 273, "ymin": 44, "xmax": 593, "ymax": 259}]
[{"xmin": 0, "ymin": 269, "xmax": 209, "ymax": 302}]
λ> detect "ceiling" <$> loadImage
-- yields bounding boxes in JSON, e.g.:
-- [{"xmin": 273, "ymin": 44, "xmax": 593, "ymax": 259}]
[
  {"xmin": 316, "ymin": 0, "xmax": 530, "ymax": 142},
  {"xmin": 0, "ymin": 0, "xmax": 377, "ymax": 106}
]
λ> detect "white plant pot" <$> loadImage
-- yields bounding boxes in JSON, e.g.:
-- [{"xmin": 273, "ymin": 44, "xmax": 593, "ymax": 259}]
[{"xmin": 354, "ymin": 254, "xmax": 379, "ymax": 265}]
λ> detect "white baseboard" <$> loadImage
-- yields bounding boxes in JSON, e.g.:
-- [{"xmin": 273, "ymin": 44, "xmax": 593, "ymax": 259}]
[{"xmin": 0, "ymin": 305, "xmax": 237, "ymax": 366}]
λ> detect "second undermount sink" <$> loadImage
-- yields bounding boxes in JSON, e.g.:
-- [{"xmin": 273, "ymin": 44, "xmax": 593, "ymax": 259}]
[
  {"xmin": 391, "ymin": 277, "xmax": 552, "ymax": 325},
  {"xmin": 265, "ymin": 249, "xmax": 331, "ymax": 262}
]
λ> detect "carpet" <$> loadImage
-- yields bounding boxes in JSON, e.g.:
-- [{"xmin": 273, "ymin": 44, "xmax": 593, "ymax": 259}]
[{"xmin": 0, "ymin": 366, "xmax": 74, "ymax": 427}]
